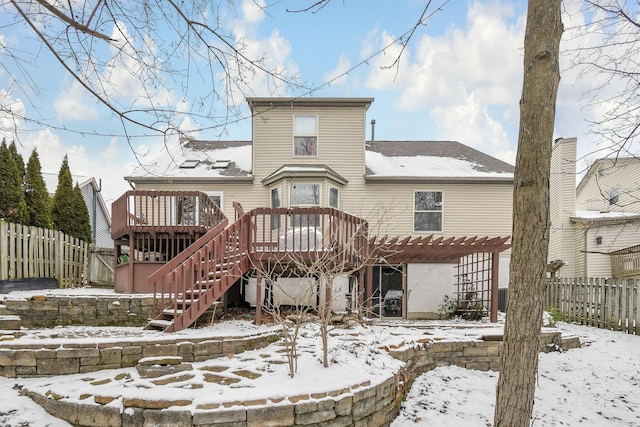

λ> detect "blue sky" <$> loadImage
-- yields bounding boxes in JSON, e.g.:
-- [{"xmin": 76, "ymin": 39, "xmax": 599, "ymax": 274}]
[{"xmin": 0, "ymin": 0, "xmax": 628, "ymax": 205}]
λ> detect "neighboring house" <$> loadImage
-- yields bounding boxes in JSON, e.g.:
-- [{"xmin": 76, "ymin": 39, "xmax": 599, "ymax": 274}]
[
  {"xmin": 43, "ymin": 173, "xmax": 113, "ymax": 248},
  {"xmin": 116, "ymin": 97, "xmax": 514, "ymax": 331},
  {"xmin": 549, "ymin": 137, "xmax": 640, "ymax": 278}
]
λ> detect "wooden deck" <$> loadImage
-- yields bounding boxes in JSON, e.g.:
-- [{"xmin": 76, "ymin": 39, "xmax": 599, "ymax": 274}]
[{"xmin": 111, "ymin": 190, "xmax": 510, "ymax": 332}]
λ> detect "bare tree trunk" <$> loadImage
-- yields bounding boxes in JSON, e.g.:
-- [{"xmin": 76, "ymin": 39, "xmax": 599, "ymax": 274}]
[{"xmin": 494, "ymin": 1, "xmax": 562, "ymax": 426}]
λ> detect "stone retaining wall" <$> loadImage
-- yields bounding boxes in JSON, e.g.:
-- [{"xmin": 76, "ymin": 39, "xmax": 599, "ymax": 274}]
[
  {"xmin": 12, "ymin": 331, "xmax": 581, "ymax": 427},
  {"xmin": 0, "ymin": 332, "xmax": 280, "ymax": 378},
  {"xmin": 0, "ymin": 294, "xmax": 156, "ymax": 328}
]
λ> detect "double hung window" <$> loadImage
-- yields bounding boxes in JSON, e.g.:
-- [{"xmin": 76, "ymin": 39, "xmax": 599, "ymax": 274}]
[
  {"xmin": 294, "ymin": 116, "xmax": 317, "ymax": 156},
  {"xmin": 414, "ymin": 191, "xmax": 443, "ymax": 232}
]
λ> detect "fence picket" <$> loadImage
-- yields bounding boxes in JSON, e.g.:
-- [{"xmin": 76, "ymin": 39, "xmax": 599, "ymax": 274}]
[
  {"xmin": 0, "ymin": 219, "xmax": 88, "ymax": 288},
  {"xmin": 546, "ymin": 277, "xmax": 640, "ymax": 336}
]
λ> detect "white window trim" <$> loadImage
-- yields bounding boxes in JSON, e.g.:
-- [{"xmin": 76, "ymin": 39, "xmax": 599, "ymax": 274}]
[
  {"xmin": 204, "ymin": 191, "xmax": 223, "ymax": 210},
  {"xmin": 329, "ymin": 186, "xmax": 340, "ymax": 209},
  {"xmin": 413, "ymin": 190, "xmax": 443, "ymax": 233}
]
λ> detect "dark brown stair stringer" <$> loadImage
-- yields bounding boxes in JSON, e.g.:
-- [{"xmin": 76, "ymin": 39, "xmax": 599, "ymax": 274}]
[{"xmin": 145, "ymin": 215, "xmax": 252, "ymax": 332}]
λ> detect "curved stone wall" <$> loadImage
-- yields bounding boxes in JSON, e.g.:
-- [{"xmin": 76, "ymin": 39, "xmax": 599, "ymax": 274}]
[
  {"xmin": 0, "ymin": 332, "xmax": 280, "ymax": 378},
  {"xmin": 9, "ymin": 330, "xmax": 581, "ymax": 427}
]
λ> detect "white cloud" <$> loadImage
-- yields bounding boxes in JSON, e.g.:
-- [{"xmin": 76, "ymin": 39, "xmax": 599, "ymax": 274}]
[
  {"xmin": 242, "ymin": 0, "xmax": 265, "ymax": 24},
  {"xmin": 364, "ymin": 1, "xmax": 524, "ymax": 159},
  {"xmin": 55, "ymin": 80, "xmax": 99, "ymax": 121},
  {"xmin": 323, "ymin": 54, "xmax": 351, "ymax": 86},
  {"xmin": 220, "ymin": 2, "xmax": 299, "ymax": 101},
  {"xmin": 0, "ymin": 89, "xmax": 25, "ymax": 140},
  {"xmin": 103, "ymin": 21, "xmax": 175, "ymax": 109},
  {"xmin": 430, "ymin": 92, "xmax": 512, "ymax": 154}
]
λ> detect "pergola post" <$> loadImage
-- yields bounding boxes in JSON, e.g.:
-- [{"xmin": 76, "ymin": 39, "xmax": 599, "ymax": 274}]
[{"xmin": 490, "ymin": 251, "xmax": 500, "ymax": 322}]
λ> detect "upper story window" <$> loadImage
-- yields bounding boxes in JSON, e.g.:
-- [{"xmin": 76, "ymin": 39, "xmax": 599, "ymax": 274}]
[
  {"xmin": 414, "ymin": 190, "xmax": 443, "ymax": 232},
  {"xmin": 294, "ymin": 116, "xmax": 317, "ymax": 156},
  {"xmin": 608, "ymin": 187, "xmax": 619, "ymax": 205}
]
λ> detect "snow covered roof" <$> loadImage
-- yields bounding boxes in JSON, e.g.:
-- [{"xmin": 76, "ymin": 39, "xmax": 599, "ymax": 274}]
[
  {"xmin": 365, "ymin": 141, "xmax": 514, "ymax": 181},
  {"xmin": 571, "ymin": 210, "xmax": 640, "ymax": 223},
  {"xmin": 126, "ymin": 139, "xmax": 253, "ymax": 182},
  {"xmin": 126, "ymin": 139, "xmax": 514, "ymax": 183},
  {"xmin": 262, "ymin": 164, "xmax": 348, "ymax": 185}
]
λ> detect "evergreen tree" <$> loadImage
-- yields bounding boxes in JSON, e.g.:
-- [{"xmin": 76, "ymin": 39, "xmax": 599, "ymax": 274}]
[
  {"xmin": 8, "ymin": 141, "xmax": 25, "ymax": 184},
  {"xmin": 51, "ymin": 155, "xmax": 92, "ymax": 242},
  {"xmin": 73, "ymin": 183, "xmax": 92, "ymax": 243},
  {"xmin": 0, "ymin": 139, "xmax": 29, "ymax": 224},
  {"xmin": 25, "ymin": 149, "xmax": 52, "ymax": 228}
]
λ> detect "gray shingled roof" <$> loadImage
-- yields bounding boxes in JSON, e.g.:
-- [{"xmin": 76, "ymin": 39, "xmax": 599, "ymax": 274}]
[{"xmin": 365, "ymin": 141, "xmax": 514, "ymax": 176}]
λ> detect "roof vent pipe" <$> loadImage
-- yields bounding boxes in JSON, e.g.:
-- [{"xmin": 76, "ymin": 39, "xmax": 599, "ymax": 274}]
[{"xmin": 371, "ymin": 119, "xmax": 376, "ymax": 142}]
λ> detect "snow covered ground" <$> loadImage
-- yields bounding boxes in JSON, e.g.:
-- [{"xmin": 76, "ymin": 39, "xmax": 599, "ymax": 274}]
[
  {"xmin": 0, "ymin": 323, "xmax": 640, "ymax": 427},
  {"xmin": 0, "ymin": 288, "xmax": 638, "ymax": 426}
]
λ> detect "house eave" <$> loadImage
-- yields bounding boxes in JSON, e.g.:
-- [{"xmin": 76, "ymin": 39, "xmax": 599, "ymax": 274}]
[
  {"xmin": 247, "ymin": 97, "xmax": 374, "ymax": 111},
  {"xmin": 262, "ymin": 167, "xmax": 348, "ymax": 186},
  {"xmin": 364, "ymin": 175, "xmax": 514, "ymax": 184},
  {"xmin": 125, "ymin": 176, "xmax": 255, "ymax": 185},
  {"xmin": 570, "ymin": 214, "xmax": 640, "ymax": 226}
]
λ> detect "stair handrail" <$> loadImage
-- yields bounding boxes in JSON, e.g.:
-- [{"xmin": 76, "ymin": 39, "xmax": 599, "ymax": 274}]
[{"xmin": 147, "ymin": 218, "xmax": 229, "ymax": 285}]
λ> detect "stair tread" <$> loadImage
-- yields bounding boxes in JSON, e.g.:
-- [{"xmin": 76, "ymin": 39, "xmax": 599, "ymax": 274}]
[
  {"xmin": 162, "ymin": 308, "xmax": 184, "ymax": 315},
  {"xmin": 148, "ymin": 319, "xmax": 173, "ymax": 327}
]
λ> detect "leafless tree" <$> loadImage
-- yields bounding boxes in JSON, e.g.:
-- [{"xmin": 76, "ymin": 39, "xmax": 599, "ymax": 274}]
[
  {"xmin": 1, "ymin": 1, "xmax": 305, "ymax": 149},
  {"xmin": 257, "ymin": 267, "xmax": 317, "ymax": 378},
  {"xmin": 494, "ymin": 1, "xmax": 563, "ymax": 426},
  {"xmin": 566, "ymin": 0, "xmax": 640, "ymax": 157},
  {"xmin": 1, "ymin": 0, "xmax": 451, "ymax": 155},
  {"xmin": 250, "ymin": 204, "xmax": 400, "ymax": 369}
]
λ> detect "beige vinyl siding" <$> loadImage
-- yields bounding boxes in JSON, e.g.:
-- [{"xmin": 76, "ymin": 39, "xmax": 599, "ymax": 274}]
[
  {"xmin": 584, "ymin": 221, "xmax": 640, "ymax": 277},
  {"xmin": 573, "ymin": 226, "xmax": 586, "ymax": 277},
  {"xmin": 252, "ymin": 106, "xmax": 367, "ymax": 183},
  {"xmin": 577, "ymin": 158, "xmax": 640, "ymax": 213},
  {"xmin": 345, "ymin": 181, "xmax": 513, "ymax": 238},
  {"xmin": 548, "ymin": 138, "xmax": 577, "ymax": 275}
]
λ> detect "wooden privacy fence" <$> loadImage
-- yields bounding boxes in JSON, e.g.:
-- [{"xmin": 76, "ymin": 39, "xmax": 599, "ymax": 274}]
[
  {"xmin": 0, "ymin": 219, "xmax": 89, "ymax": 288},
  {"xmin": 545, "ymin": 277, "xmax": 639, "ymax": 335}
]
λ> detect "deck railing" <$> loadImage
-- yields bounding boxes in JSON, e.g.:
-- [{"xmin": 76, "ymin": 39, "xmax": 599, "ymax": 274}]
[
  {"xmin": 145, "ymin": 206, "xmax": 369, "ymax": 330},
  {"xmin": 248, "ymin": 207, "xmax": 369, "ymax": 267},
  {"xmin": 111, "ymin": 190, "xmax": 226, "ymax": 239},
  {"xmin": 611, "ymin": 244, "xmax": 640, "ymax": 278}
]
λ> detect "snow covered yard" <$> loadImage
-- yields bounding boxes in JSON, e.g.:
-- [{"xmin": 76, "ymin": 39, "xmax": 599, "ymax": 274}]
[
  {"xmin": 0, "ymin": 290, "xmax": 638, "ymax": 426},
  {"xmin": 392, "ymin": 322, "xmax": 640, "ymax": 426},
  {"xmin": 0, "ymin": 319, "xmax": 638, "ymax": 426}
]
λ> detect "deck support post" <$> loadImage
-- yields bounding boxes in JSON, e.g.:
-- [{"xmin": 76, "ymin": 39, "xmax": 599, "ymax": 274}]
[{"xmin": 256, "ymin": 269, "xmax": 262, "ymax": 326}]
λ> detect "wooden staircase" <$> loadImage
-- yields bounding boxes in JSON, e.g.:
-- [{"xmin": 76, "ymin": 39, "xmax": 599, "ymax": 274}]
[{"xmin": 145, "ymin": 214, "xmax": 252, "ymax": 332}]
